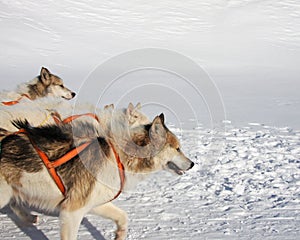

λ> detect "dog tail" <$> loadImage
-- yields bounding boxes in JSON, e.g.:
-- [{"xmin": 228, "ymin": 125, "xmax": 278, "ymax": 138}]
[{"xmin": 11, "ymin": 119, "xmax": 31, "ymax": 130}]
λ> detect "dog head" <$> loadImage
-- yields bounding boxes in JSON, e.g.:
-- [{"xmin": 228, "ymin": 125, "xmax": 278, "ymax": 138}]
[
  {"xmin": 39, "ymin": 67, "xmax": 76, "ymax": 100},
  {"xmin": 126, "ymin": 102, "xmax": 150, "ymax": 127},
  {"xmin": 125, "ymin": 113, "xmax": 194, "ymax": 175},
  {"xmin": 149, "ymin": 114, "xmax": 194, "ymax": 175},
  {"xmin": 104, "ymin": 102, "xmax": 150, "ymax": 135}
]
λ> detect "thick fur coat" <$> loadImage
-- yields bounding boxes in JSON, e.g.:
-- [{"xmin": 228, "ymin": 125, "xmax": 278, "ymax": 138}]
[{"xmin": 0, "ymin": 113, "xmax": 193, "ymax": 240}]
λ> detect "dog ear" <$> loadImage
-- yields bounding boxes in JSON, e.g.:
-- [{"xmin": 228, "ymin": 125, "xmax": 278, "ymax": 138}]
[
  {"xmin": 126, "ymin": 102, "xmax": 135, "ymax": 117},
  {"xmin": 40, "ymin": 67, "xmax": 52, "ymax": 86},
  {"xmin": 104, "ymin": 104, "xmax": 114, "ymax": 110},
  {"xmin": 149, "ymin": 115, "xmax": 167, "ymax": 150},
  {"xmin": 158, "ymin": 113, "xmax": 165, "ymax": 124},
  {"xmin": 150, "ymin": 115, "xmax": 166, "ymax": 136},
  {"xmin": 135, "ymin": 102, "xmax": 142, "ymax": 110}
]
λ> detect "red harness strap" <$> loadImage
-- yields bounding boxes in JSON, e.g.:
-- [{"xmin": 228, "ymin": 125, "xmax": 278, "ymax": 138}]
[
  {"xmin": 58, "ymin": 113, "xmax": 125, "ymax": 200},
  {"xmin": 1, "ymin": 94, "xmax": 31, "ymax": 106},
  {"xmin": 61, "ymin": 113, "xmax": 100, "ymax": 124},
  {"xmin": 51, "ymin": 112, "xmax": 100, "ymax": 125},
  {"xmin": 13, "ymin": 121, "xmax": 125, "ymax": 200},
  {"xmin": 108, "ymin": 140, "xmax": 125, "ymax": 201},
  {"xmin": 1, "ymin": 93, "xmax": 123, "ymax": 197},
  {"xmin": 16, "ymin": 129, "xmax": 92, "ymax": 196}
]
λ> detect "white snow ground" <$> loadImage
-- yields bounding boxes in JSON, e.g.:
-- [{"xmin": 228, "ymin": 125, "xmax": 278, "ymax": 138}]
[
  {"xmin": 0, "ymin": 124, "xmax": 299, "ymax": 239},
  {"xmin": 1, "ymin": 0, "xmax": 300, "ymax": 239}
]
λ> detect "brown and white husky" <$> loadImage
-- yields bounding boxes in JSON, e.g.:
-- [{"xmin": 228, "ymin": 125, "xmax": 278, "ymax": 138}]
[
  {"xmin": 0, "ymin": 67, "xmax": 75, "ymax": 103},
  {"xmin": 0, "ymin": 113, "xmax": 193, "ymax": 240}
]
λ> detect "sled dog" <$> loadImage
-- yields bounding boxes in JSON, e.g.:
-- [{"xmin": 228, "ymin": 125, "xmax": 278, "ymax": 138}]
[
  {"xmin": 0, "ymin": 67, "xmax": 75, "ymax": 103},
  {"xmin": 0, "ymin": 113, "xmax": 193, "ymax": 240},
  {"xmin": 0, "ymin": 101, "xmax": 149, "ymax": 132}
]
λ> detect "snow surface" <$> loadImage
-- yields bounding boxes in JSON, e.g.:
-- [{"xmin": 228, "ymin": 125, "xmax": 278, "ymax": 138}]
[
  {"xmin": 1, "ymin": 0, "xmax": 300, "ymax": 239},
  {"xmin": 1, "ymin": 0, "xmax": 300, "ymax": 128},
  {"xmin": 0, "ymin": 124, "xmax": 300, "ymax": 239}
]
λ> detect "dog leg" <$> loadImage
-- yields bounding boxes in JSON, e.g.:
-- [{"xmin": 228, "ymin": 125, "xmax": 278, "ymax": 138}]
[
  {"xmin": 10, "ymin": 200, "xmax": 38, "ymax": 224},
  {"xmin": 90, "ymin": 202, "xmax": 128, "ymax": 240},
  {"xmin": 59, "ymin": 208, "xmax": 86, "ymax": 240},
  {"xmin": 0, "ymin": 176, "xmax": 13, "ymax": 209}
]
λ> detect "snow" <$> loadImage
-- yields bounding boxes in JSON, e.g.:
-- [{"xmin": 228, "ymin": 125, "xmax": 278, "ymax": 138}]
[
  {"xmin": 1, "ymin": 0, "xmax": 300, "ymax": 239},
  {"xmin": 1, "ymin": 124, "xmax": 300, "ymax": 239}
]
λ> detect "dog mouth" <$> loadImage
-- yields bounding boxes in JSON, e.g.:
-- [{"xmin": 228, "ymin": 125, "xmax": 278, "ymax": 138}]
[
  {"xmin": 61, "ymin": 95, "xmax": 73, "ymax": 100},
  {"xmin": 167, "ymin": 161, "xmax": 185, "ymax": 175}
]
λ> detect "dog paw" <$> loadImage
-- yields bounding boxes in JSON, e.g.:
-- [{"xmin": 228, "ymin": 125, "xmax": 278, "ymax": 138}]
[
  {"xmin": 115, "ymin": 228, "xmax": 127, "ymax": 240},
  {"xmin": 22, "ymin": 214, "xmax": 38, "ymax": 225},
  {"xmin": 30, "ymin": 214, "xmax": 38, "ymax": 224}
]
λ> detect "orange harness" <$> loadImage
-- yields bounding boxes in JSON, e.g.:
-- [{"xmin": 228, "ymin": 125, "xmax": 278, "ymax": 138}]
[
  {"xmin": 12, "ymin": 113, "xmax": 125, "ymax": 200},
  {"xmin": 109, "ymin": 140, "xmax": 125, "ymax": 201},
  {"xmin": 52, "ymin": 112, "xmax": 100, "ymax": 125},
  {"xmin": 1, "ymin": 94, "xmax": 31, "ymax": 106}
]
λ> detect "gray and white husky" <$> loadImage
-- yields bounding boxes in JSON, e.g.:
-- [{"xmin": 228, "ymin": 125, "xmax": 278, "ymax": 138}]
[{"xmin": 0, "ymin": 113, "xmax": 193, "ymax": 240}]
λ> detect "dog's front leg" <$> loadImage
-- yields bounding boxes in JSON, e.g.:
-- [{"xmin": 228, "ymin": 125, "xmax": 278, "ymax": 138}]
[
  {"xmin": 59, "ymin": 208, "xmax": 86, "ymax": 240},
  {"xmin": 90, "ymin": 202, "xmax": 128, "ymax": 240}
]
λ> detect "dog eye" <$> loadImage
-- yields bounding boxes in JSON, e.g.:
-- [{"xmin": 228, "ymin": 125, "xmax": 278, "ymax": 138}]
[{"xmin": 176, "ymin": 147, "xmax": 181, "ymax": 152}]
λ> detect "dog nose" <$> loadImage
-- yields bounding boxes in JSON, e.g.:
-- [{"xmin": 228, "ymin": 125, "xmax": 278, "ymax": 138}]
[
  {"xmin": 71, "ymin": 92, "xmax": 76, "ymax": 98},
  {"xmin": 189, "ymin": 161, "xmax": 194, "ymax": 170}
]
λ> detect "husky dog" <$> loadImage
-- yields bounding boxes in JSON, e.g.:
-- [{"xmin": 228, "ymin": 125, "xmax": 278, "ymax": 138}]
[
  {"xmin": 98, "ymin": 102, "xmax": 150, "ymax": 131},
  {"xmin": 0, "ymin": 100, "xmax": 149, "ymax": 132},
  {"xmin": 0, "ymin": 67, "xmax": 76, "ymax": 103},
  {"xmin": 0, "ymin": 101, "xmax": 150, "ymax": 226},
  {"xmin": 0, "ymin": 114, "xmax": 193, "ymax": 240}
]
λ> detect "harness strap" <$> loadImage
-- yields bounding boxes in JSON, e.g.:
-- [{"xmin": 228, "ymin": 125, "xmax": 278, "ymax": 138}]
[
  {"xmin": 13, "ymin": 128, "xmax": 125, "ymax": 201},
  {"xmin": 51, "ymin": 112, "xmax": 100, "ymax": 125},
  {"xmin": 47, "ymin": 141, "xmax": 92, "ymax": 169},
  {"xmin": 109, "ymin": 140, "xmax": 125, "ymax": 201},
  {"xmin": 8, "ymin": 113, "xmax": 125, "ymax": 200},
  {"xmin": 1, "ymin": 94, "xmax": 31, "ymax": 106},
  {"xmin": 62, "ymin": 113, "xmax": 99, "ymax": 124},
  {"xmin": 15, "ymin": 129, "xmax": 92, "ymax": 196},
  {"xmin": 61, "ymin": 114, "xmax": 125, "ymax": 200}
]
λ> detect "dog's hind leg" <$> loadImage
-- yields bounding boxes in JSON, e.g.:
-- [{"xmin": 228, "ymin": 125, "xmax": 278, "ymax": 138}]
[
  {"xmin": 9, "ymin": 200, "xmax": 38, "ymax": 224},
  {"xmin": 0, "ymin": 176, "xmax": 38, "ymax": 224},
  {"xmin": 59, "ymin": 208, "xmax": 86, "ymax": 240},
  {"xmin": 90, "ymin": 202, "xmax": 128, "ymax": 240},
  {"xmin": 0, "ymin": 176, "xmax": 13, "ymax": 209}
]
